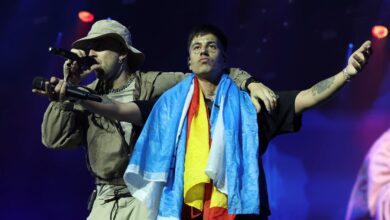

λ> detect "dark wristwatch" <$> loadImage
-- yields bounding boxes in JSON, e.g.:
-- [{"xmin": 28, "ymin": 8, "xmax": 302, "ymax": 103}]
[{"xmin": 244, "ymin": 77, "xmax": 258, "ymax": 91}]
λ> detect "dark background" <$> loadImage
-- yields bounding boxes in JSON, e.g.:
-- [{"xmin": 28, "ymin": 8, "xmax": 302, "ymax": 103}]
[{"xmin": 0, "ymin": 0, "xmax": 389, "ymax": 219}]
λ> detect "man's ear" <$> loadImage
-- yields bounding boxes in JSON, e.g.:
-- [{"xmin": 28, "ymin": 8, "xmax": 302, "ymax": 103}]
[{"xmin": 119, "ymin": 54, "xmax": 127, "ymax": 63}]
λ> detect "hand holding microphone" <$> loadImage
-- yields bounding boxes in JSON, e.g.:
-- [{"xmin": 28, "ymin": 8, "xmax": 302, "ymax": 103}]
[
  {"xmin": 32, "ymin": 47, "xmax": 102, "ymax": 102},
  {"xmin": 49, "ymin": 47, "xmax": 97, "ymax": 84},
  {"xmin": 32, "ymin": 76, "xmax": 102, "ymax": 102},
  {"xmin": 48, "ymin": 47, "xmax": 96, "ymax": 68}
]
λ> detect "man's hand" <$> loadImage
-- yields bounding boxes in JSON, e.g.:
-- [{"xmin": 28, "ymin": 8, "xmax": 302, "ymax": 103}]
[
  {"xmin": 32, "ymin": 76, "xmax": 57, "ymax": 99},
  {"xmin": 52, "ymin": 77, "xmax": 72, "ymax": 102},
  {"xmin": 247, "ymin": 82, "xmax": 278, "ymax": 113},
  {"xmin": 345, "ymin": 40, "xmax": 372, "ymax": 77},
  {"xmin": 63, "ymin": 48, "xmax": 97, "ymax": 85},
  {"xmin": 32, "ymin": 76, "xmax": 69, "ymax": 102}
]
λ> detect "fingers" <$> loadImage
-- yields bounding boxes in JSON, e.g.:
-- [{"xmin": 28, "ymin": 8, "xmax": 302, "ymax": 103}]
[
  {"xmin": 362, "ymin": 44, "xmax": 372, "ymax": 57},
  {"xmin": 349, "ymin": 53, "xmax": 365, "ymax": 71},
  {"xmin": 70, "ymin": 48, "xmax": 87, "ymax": 58},
  {"xmin": 63, "ymin": 59, "xmax": 82, "ymax": 84},
  {"xmin": 50, "ymin": 76, "xmax": 59, "ymax": 84},
  {"xmin": 251, "ymin": 96, "xmax": 261, "ymax": 113},
  {"xmin": 32, "ymin": 89, "xmax": 49, "ymax": 97},
  {"xmin": 60, "ymin": 80, "xmax": 67, "ymax": 101},
  {"xmin": 247, "ymin": 82, "xmax": 278, "ymax": 113},
  {"xmin": 352, "ymin": 50, "xmax": 367, "ymax": 65},
  {"xmin": 66, "ymin": 48, "xmax": 86, "ymax": 70},
  {"xmin": 352, "ymin": 60, "xmax": 362, "ymax": 71},
  {"xmin": 63, "ymin": 49, "xmax": 94, "ymax": 84},
  {"xmin": 53, "ymin": 79, "xmax": 68, "ymax": 101},
  {"xmin": 267, "ymin": 90, "xmax": 278, "ymax": 111},
  {"xmin": 68, "ymin": 60, "xmax": 80, "ymax": 73},
  {"xmin": 251, "ymin": 90, "xmax": 277, "ymax": 114},
  {"xmin": 353, "ymin": 40, "xmax": 371, "ymax": 63},
  {"xmin": 357, "ymin": 40, "xmax": 372, "ymax": 54},
  {"xmin": 64, "ymin": 49, "xmax": 86, "ymax": 80},
  {"xmin": 259, "ymin": 90, "xmax": 278, "ymax": 113},
  {"xmin": 346, "ymin": 40, "xmax": 372, "ymax": 75},
  {"xmin": 31, "ymin": 80, "xmax": 57, "ymax": 100},
  {"xmin": 263, "ymin": 94, "xmax": 274, "ymax": 113},
  {"xmin": 353, "ymin": 53, "xmax": 364, "ymax": 63}
]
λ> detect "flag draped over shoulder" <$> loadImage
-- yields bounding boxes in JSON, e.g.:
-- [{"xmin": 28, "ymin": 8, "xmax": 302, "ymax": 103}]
[{"xmin": 124, "ymin": 74, "xmax": 260, "ymax": 220}]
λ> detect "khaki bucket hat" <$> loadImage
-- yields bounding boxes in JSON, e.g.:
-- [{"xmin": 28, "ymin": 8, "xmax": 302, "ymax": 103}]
[{"xmin": 72, "ymin": 19, "xmax": 145, "ymax": 68}]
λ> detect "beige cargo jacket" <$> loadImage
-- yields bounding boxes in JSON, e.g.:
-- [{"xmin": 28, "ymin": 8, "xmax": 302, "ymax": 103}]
[{"xmin": 41, "ymin": 69, "xmax": 251, "ymax": 185}]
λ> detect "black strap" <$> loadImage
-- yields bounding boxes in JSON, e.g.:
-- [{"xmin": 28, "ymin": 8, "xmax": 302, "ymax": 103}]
[
  {"xmin": 104, "ymin": 190, "xmax": 132, "ymax": 220},
  {"xmin": 104, "ymin": 192, "xmax": 132, "ymax": 203}
]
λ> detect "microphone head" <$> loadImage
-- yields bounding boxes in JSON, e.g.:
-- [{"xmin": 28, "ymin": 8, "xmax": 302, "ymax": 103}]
[
  {"xmin": 48, "ymin": 46, "xmax": 56, "ymax": 54},
  {"xmin": 32, "ymin": 77, "xmax": 47, "ymax": 91},
  {"xmin": 47, "ymin": 46, "xmax": 96, "ymax": 69}
]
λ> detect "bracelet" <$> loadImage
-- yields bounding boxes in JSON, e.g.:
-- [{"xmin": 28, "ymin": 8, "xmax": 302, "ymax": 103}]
[
  {"xmin": 244, "ymin": 77, "xmax": 258, "ymax": 91},
  {"xmin": 342, "ymin": 68, "xmax": 353, "ymax": 82}
]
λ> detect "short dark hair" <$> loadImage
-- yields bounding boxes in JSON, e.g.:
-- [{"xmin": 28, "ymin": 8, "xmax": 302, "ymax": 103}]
[{"xmin": 187, "ymin": 24, "xmax": 228, "ymax": 52}]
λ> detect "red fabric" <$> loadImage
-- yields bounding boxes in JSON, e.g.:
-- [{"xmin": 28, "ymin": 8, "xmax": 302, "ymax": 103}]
[
  {"xmin": 186, "ymin": 77, "xmax": 200, "ymax": 149},
  {"xmin": 203, "ymin": 183, "xmax": 235, "ymax": 220},
  {"xmin": 182, "ymin": 77, "xmax": 234, "ymax": 220}
]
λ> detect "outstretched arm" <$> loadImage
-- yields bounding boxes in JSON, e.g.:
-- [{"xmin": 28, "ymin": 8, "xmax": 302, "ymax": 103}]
[
  {"xmin": 33, "ymin": 76, "xmax": 144, "ymax": 126},
  {"xmin": 79, "ymin": 98, "xmax": 143, "ymax": 126},
  {"xmin": 295, "ymin": 40, "xmax": 372, "ymax": 114}
]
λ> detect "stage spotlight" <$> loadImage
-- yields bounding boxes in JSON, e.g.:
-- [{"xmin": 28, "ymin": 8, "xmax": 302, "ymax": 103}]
[
  {"xmin": 345, "ymin": 43, "xmax": 354, "ymax": 66},
  {"xmin": 78, "ymin": 11, "xmax": 95, "ymax": 23},
  {"xmin": 371, "ymin": 25, "xmax": 388, "ymax": 39}
]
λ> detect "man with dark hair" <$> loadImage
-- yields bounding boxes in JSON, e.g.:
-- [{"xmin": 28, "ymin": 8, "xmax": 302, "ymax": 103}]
[
  {"xmin": 117, "ymin": 24, "xmax": 372, "ymax": 219},
  {"xmin": 33, "ymin": 20, "xmax": 276, "ymax": 220},
  {"xmin": 187, "ymin": 24, "xmax": 228, "ymax": 51}
]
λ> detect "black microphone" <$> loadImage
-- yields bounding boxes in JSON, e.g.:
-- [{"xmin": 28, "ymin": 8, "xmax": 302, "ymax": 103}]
[
  {"xmin": 48, "ymin": 47, "xmax": 97, "ymax": 70},
  {"xmin": 32, "ymin": 77, "xmax": 102, "ymax": 102}
]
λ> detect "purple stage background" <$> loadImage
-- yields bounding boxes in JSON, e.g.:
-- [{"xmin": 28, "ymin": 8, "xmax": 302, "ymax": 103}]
[{"xmin": 0, "ymin": 0, "xmax": 389, "ymax": 219}]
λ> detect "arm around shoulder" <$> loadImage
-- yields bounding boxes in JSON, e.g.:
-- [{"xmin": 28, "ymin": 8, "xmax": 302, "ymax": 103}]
[{"xmin": 142, "ymin": 71, "xmax": 187, "ymax": 99}]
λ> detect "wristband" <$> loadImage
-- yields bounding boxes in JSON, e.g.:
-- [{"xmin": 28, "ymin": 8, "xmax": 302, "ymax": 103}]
[
  {"xmin": 244, "ymin": 77, "xmax": 258, "ymax": 91},
  {"xmin": 342, "ymin": 68, "xmax": 353, "ymax": 82}
]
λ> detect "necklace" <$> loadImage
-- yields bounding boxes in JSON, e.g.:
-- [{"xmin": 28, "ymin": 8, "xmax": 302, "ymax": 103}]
[{"xmin": 108, "ymin": 78, "xmax": 133, "ymax": 93}]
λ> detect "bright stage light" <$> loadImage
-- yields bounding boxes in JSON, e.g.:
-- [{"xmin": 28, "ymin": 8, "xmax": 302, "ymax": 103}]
[
  {"xmin": 78, "ymin": 11, "xmax": 95, "ymax": 23},
  {"xmin": 371, "ymin": 25, "xmax": 388, "ymax": 39}
]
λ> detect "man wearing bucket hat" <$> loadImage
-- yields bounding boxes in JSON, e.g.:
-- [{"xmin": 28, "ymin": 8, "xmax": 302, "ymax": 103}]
[{"xmin": 36, "ymin": 19, "xmax": 276, "ymax": 220}]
